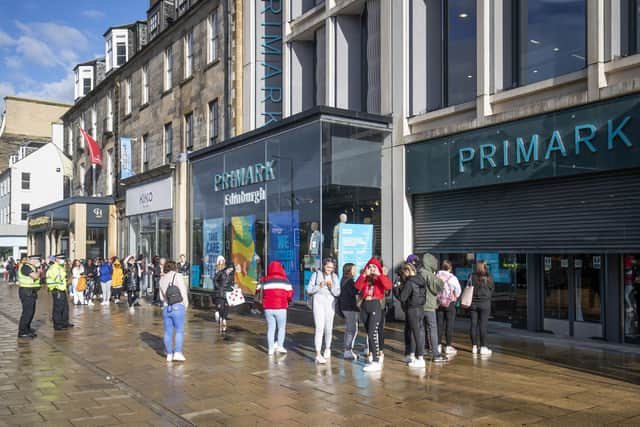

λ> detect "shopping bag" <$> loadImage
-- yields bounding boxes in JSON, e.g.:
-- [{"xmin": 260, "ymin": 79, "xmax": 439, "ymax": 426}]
[
  {"xmin": 226, "ymin": 287, "xmax": 246, "ymax": 306},
  {"xmin": 460, "ymin": 284, "xmax": 474, "ymax": 308}
]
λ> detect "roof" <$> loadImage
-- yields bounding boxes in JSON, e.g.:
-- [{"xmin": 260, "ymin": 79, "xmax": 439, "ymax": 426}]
[
  {"xmin": 11, "ymin": 142, "xmax": 72, "ymax": 177},
  {"xmin": 73, "ymin": 58, "xmax": 106, "ymax": 71},
  {"xmin": 3, "ymin": 96, "xmax": 72, "ymax": 109},
  {"xmin": 28, "ymin": 196, "xmax": 115, "ymax": 217},
  {"xmin": 103, "ymin": 21, "xmax": 147, "ymax": 37}
]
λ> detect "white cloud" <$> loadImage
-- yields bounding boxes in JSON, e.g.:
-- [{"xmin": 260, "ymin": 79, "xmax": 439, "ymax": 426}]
[
  {"xmin": 0, "ymin": 82, "xmax": 16, "ymax": 112},
  {"xmin": 81, "ymin": 10, "xmax": 106, "ymax": 20},
  {"xmin": 0, "ymin": 30, "xmax": 15, "ymax": 46},
  {"xmin": 4, "ymin": 56, "xmax": 21, "ymax": 69},
  {"xmin": 15, "ymin": 35, "xmax": 62, "ymax": 68},
  {"xmin": 15, "ymin": 74, "xmax": 74, "ymax": 105}
]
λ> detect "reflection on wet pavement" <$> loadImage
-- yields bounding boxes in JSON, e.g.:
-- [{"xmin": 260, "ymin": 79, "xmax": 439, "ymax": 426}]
[{"xmin": 1, "ymin": 282, "xmax": 640, "ymax": 426}]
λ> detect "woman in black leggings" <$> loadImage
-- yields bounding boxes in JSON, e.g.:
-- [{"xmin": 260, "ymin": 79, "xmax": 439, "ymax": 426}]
[{"xmin": 468, "ymin": 260, "xmax": 494, "ymax": 356}]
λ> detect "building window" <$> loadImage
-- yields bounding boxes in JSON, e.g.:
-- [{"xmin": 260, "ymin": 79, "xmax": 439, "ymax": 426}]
[
  {"xmin": 185, "ymin": 112, "xmax": 193, "ymax": 151},
  {"xmin": 164, "ymin": 123, "xmax": 173, "ymax": 164},
  {"xmin": 125, "ymin": 78, "xmax": 132, "ymax": 114},
  {"xmin": 116, "ymin": 41, "xmax": 127, "ymax": 66},
  {"xmin": 178, "ymin": 0, "xmax": 189, "ymax": 15},
  {"xmin": 21, "ymin": 172, "xmax": 30, "ymax": 190},
  {"xmin": 149, "ymin": 11, "xmax": 160, "ymax": 40},
  {"xmin": 184, "ymin": 30, "xmax": 194, "ymax": 78},
  {"xmin": 513, "ymin": 0, "xmax": 586, "ymax": 87},
  {"xmin": 164, "ymin": 46, "xmax": 173, "ymax": 91},
  {"xmin": 208, "ymin": 99, "xmax": 219, "ymax": 145},
  {"xmin": 142, "ymin": 133, "xmax": 149, "ymax": 172},
  {"xmin": 83, "ymin": 78, "xmax": 92, "ymax": 96},
  {"xmin": 208, "ymin": 10, "xmax": 219, "ymax": 63},
  {"xmin": 106, "ymin": 93, "xmax": 113, "ymax": 131},
  {"xmin": 446, "ymin": 1, "xmax": 477, "ymax": 106},
  {"xmin": 67, "ymin": 127, "xmax": 73, "ymax": 156},
  {"xmin": 142, "ymin": 63, "xmax": 149, "ymax": 104},
  {"xmin": 20, "ymin": 204, "xmax": 29, "ymax": 221},
  {"xmin": 91, "ymin": 106, "xmax": 97, "ymax": 138},
  {"xmin": 106, "ymin": 149, "xmax": 113, "ymax": 195},
  {"xmin": 106, "ymin": 38, "xmax": 112, "ymax": 70}
]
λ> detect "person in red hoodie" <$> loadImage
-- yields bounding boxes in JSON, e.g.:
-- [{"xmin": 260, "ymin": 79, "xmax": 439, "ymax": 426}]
[
  {"xmin": 256, "ymin": 261, "xmax": 294, "ymax": 356},
  {"xmin": 354, "ymin": 257, "xmax": 392, "ymax": 372}
]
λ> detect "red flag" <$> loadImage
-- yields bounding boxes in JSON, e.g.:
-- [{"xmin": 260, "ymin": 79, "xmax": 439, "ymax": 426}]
[{"xmin": 80, "ymin": 128, "xmax": 103, "ymax": 166}]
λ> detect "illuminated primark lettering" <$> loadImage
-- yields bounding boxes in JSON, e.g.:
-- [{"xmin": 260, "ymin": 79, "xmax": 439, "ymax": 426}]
[
  {"xmin": 458, "ymin": 116, "xmax": 633, "ymax": 173},
  {"xmin": 261, "ymin": 0, "xmax": 282, "ymax": 125},
  {"xmin": 213, "ymin": 161, "xmax": 276, "ymax": 191}
]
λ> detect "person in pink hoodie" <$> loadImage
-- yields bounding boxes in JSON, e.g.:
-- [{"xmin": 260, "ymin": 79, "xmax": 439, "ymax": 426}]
[
  {"xmin": 436, "ymin": 260, "xmax": 462, "ymax": 355},
  {"xmin": 256, "ymin": 261, "xmax": 294, "ymax": 355}
]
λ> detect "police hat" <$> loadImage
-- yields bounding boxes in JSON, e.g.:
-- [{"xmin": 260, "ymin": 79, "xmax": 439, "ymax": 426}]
[
  {"xmin": 28, "ymin": 255, "xmax": 41, "ymax": 261},
  {"xmin": 55, "ymin": 254, "xmax": 66, "ymax": 261}
]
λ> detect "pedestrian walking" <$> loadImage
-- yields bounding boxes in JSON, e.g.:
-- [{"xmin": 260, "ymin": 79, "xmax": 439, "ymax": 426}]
[
  {"xmin": 151, "ymin": 255, "xmax": 161, "ymax": 305},
  {"xmin": 468, "ymin": 260, "xmax": 495, "ymax": 356},
  {"xmin": 213, "ymin": 256, "xmax": 235, "ymax": 332},
  {"xmin": 85, "ymin": 259, "xmax": 97, "ymax": 304},
  {"xmin": 99, "ymin": 258, "xmax": 113, "ymax": 305},
  {"xmin": 257, "ymin": 261, "xmax": 293, "ymax": 356},
  {"xmin": 70, "ymin": 259, "xmax": 85, "ymax": 305},
  {"xmin": 124, "ymin": 256, "xmax": 141, "ymax": 311},
  {"xmin": 397, "ymin": 263, "xmax": 427, "ymax": 367},
  {"xmin": 160, "ymin": 260, "xmax": 189, "ymax": 362},
  {"xmin": 419, "ymin": 253, "xmax": 447, "ymax": 363},
  {"xmin": 47, "ymin": 255, "xmax": 73, "ymax": 330},
  {"xmin": 6, "ymin": 257, "xmax": 15, "ymax": 283},
  {"xmin": 436, "ymin": 260, "xmax": 462, "ymax": 355},
  {"xmin": 307, "ymin": 258, "xmax": 340, "ymax": 364},
  {"xmin": 338, "ymin": 263, "xmax": 360, "ymax": 360},
  {"xmin": 17, "ymin": 255, "xmax": 42, "ymax": 338},
  {"xmin": 354, "ymin": 258, "xmax": 392, "ymax": 372},
  {"xmin": 111, "ymin": 257, "xmax": 124, "ymax": 303}
]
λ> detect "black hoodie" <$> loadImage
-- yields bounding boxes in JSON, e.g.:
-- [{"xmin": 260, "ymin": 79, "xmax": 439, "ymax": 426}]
[{"xmin": 398, "ymin": 274, "xmax": 427, "ymax": 309}]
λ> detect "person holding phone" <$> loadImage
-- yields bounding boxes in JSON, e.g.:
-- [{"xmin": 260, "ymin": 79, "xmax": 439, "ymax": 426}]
[
  {"xmin": 355, "ymin": 258, "xmax": 392, "ymax": 372},
  {"xmin": 307, "ymin": 258, "xmax": 341, "ymax": 364}
]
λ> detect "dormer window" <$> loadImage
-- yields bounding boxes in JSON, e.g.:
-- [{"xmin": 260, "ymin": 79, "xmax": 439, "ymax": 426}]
[
  {"xmin": 74, "ymin": 65, "xmax": 95, "ymax": 100},
  {"xmin": 105, "ymin": 28, "xmax": 129, "ymax": 72},
  {"xmin": 116, "ymin": 41, "xmax": 127, "ymax": 66},
  {"xmin": 149, "ymin": 12, "xmax": 159, "ymax": 40},
  {"xmin": 83, "ymin": 78, "xmax": 92, "ymax": 96}
]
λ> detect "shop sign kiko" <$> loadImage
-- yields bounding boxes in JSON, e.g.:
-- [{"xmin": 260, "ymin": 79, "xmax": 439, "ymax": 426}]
[
  {"xmin": 214, "ymin": 161, "xmax": 276, "ymax": 206},
  {"xmin": 405, "ymin": 95, "xmax": 640, "ymax": 194}
]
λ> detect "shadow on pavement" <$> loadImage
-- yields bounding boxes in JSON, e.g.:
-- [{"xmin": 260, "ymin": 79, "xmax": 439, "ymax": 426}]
[{"xmin": 140, "ymin": 331, "xmax": 165, "ymax": 356}]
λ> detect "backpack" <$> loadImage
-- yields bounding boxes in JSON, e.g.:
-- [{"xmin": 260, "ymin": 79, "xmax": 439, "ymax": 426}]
[
  {"xmin": 437, "ymin": 272, "xmax": 455, "ymax": 308},
  {"xmin": 166, "ymin": 273, "xmax": 183, "ymax": 305},
  {"xmin": 415, "ymin": 282, "xmax": 427, "ymax": 306},
  {"xmin": 76, "ymin": 276, "xmax": 87, "ymax": 292}
]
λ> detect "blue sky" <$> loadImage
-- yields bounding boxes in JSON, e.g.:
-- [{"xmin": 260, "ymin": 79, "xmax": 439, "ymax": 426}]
[{"xmin": 0, "ymin": 0, "xmax": 148, "ymax": 111}]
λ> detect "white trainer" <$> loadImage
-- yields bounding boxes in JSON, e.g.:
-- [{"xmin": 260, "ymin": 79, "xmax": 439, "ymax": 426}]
[
  {"xmin": 437, "ymin": 344, "xmax": 442, "ymax": 354},
  {"xmin": 404, "ymin": 353, "xmax": 416, "ymax": 363},
  {"xmin": 323, "ymin": 349, "xmax": 331, "ymax": 359},
  {"xmin": 275, "ymin": 345, "xmax": 287, "ymax": 354},
  {"xmin": 172, "ymin": 352, "xmax": 186, "ymax": 361},
  {"xmin": 268, "ymin": 348, "xmax": 275, "ymax": 356},
  {"xmin": 379, "ymin": 353, "xmax": 385, "ymax": 364},
  {"xmin": 315, "ymin": 355, "xmax": 327, "ymax": 364},
  {"xmin": 363, "ymin": 362, "xmax": 382, "ymax": 372},
  {"xmin": 408, "ymin": 358, "xmax": 426, "ymax": 368},
  {"xmin": 166, "ymin": 353, "xmax": 173, "ymax": 362},
  {"xmin": 479, "ymin": 347, "xmax": 492, "ymax": 356},
  {"xmin": 445, "ymin": 346, "xmax": 458, "ymax": 355},
  {"xmin": 472, "ymin": 345, "xmax": 478, "ymax": 354}
]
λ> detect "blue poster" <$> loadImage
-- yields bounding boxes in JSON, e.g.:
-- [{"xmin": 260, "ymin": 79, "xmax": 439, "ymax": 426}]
[
  {"xmin": 191, "ymin": 264, "xmax": 201, "ymax": 288},
  {"xmin": 475, "ymin": 252, "xmax": 511, "ymax": 283},
  {"xmin": 337, "ymin": 223, "xmax": 373, "ymax": 279},
  {"xmin": 203, "ymin": 217, "xmax": 224, "ymax": 290},
  {"xmin": 455, "ymin": 267, "xmax": 473, "ymax": 284},
  {"xmin": 120, "ymin": 138, "xmax": 134, "ymax": 179},
  {"xmin": 268, "ymin": 210, "xmax": 300, "ymax": 300}
]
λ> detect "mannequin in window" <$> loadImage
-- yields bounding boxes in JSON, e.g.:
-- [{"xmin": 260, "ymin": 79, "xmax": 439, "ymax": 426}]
[
  {"xmin": 309, "ymin": 221, "xmax": 323, "ymax": 269},
  {"xmin": 332, "ymin": 213, "xmax": 347, "ymax": 258}
]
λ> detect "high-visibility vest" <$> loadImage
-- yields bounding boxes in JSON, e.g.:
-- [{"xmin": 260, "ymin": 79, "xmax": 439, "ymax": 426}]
[
  {"xmin": 46, "ymin": 264, "xmax": 67, "ymax": 292},
  {"xmin": 17, "ymin": 264, "xmax": 40, "ymax": 288}
]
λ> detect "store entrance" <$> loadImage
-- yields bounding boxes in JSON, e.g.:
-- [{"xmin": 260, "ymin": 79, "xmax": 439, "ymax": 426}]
[{"xmin": 543, "ymin": 254, "xmax": 603, "ymax": 339}]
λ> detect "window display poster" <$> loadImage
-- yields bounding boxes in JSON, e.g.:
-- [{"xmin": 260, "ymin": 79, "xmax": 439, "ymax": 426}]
[
  {"xmin": 475, "ymin": 252, "xmax": 511, "ymax": 283},
  {"xmin": 455, "ymin": 267, "xmax": 472, "ymax": 284},
  {"xmin": 231, "ymin": 215, "xmax": 258, "ymax": 294},
  {"xmin": 191, "ymin": 264, "xmax": 201, "ymax": 288},
  {"xmin": 337, "ymin": 223, "xmax": 373, "ymax": 278},
  {"xmin": 268, "ymin": 210, "xmax": 300, "ymax": 300},
  {"xmin": 203, "ymin": 217, "xmax": 224, "ymax": 289}
]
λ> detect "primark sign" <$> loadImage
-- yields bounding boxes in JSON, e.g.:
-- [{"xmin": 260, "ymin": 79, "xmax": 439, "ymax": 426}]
[{"xmin": 406, "ymin": 95, "xmax": 640, "ymax": 194}]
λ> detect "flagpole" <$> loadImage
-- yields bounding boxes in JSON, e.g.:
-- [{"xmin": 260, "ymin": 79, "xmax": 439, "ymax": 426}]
[{"xmin": 92, "ymin": 164, "xmax": 96, "ymax": 196}]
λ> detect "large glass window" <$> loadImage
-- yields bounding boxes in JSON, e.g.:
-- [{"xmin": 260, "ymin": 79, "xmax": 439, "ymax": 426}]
[
  {"xmin": 184, "ymin": 113, "xmax": 193, "ymax": 151},
  {"xmin": 208, "ymin": 99, "xmax": 219, "ymax": 145},
  {"xmin": 164, "ymin": 46, "xmax": 173, "ymax": 91},
  {"xmin": 184, "ymin": 30, "xmax": 193, "ymax": 78},
  {"xmin": 208, "ymin": 10, "xmax": 219, "ymax": 63},
  {"xmin": 116, "ymin": 41, "xmax": 127, "ymax": 66},
  {"xmin": 624, "ymin": 254, "xmax": 640, "ymax": 344},
  {"xmin": 86, "ymin": 227, "xmax": 106, "ymax": 260},
  {"xmin": 164, "ymin": 123, "xmax": 173, "ymax": 164},
  {"xmin": 516, "ymin": 0, "xmax": 586, "ymax": 86},
  {"xmin": 446, "ymin": 0, "xmax": 477, "ymax": 106},
  {"xmin": 142, "ymin": 63, "xmax": 149, "ymax": 104}
]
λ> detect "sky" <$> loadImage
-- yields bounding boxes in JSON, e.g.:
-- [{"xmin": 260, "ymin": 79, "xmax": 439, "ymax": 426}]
[{"xmin": 0, "ymin": 0, "xmax": 148, "ymax": 112}]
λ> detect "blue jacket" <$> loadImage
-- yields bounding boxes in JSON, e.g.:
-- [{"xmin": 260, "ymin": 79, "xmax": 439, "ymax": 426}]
[{"xmin": 99, "ymin": 263, "xmax": 113, "ymax": 282}]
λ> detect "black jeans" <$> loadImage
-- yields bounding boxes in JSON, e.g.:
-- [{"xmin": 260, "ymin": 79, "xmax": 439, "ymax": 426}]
[
  {"xmin": 423, "ymin": 311, "xmax": 441, "ymax": 357},
  {"xmin": 153, "ymin": 277, "xmax": 160, "ymax": 302},
  {"xmin": 215, "ymin": 297, "xmax": 229, "ymax": 320},
  {"xmin": 361, "ymin": 300, "xmax": 383, "ymax": 362},
  {"xmin": 436, "ymin": 304, "xmax": 457, "ymax": 346},
  {"xmin": 406, "ymin": 307, "xmax": 425, "ymax": 357},
  {"xmin": 51, "ymin": 290, "xmax": 69, "ymax": 328},
  {"xmin": 18, "ymin": 287, "xmax": 37, "ymax": 335},
  {"xmin": 127, "ymin": 290, "xmax": 139, "ymax": 307},
  {"xmin": 469, "ymin": 300, "xmax": 491, "ymax": 347}
]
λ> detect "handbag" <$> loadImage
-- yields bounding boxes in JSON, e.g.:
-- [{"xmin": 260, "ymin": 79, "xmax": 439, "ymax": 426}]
[
  {"xmin": 460, "ymin": 277, "xmax": 474, "ymax": 308},
  {"xmin": 226, "ymin": 287, "xmax": 246, "ymax": 306}
]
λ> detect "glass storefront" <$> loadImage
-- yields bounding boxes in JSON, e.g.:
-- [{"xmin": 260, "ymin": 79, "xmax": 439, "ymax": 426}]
[
  {"xmin": 86, "ymin": 227, "xmax": 106, "ymax": 260},
  {"xmin": 191, "ymin": 118, "xmax": 388, "ymax": 301},
  {"xmin": 126, "ymin": 210, "xmax": 173, "ymax": 262},
  {"xmin": 624, "ymin": 254, "xmax": 640, "ymax": 344}
]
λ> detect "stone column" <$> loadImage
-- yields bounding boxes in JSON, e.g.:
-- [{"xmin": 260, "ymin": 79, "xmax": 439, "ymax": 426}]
[{"xmin": 587, "ymin": 0, "xmax": 607, "ymax": 101}]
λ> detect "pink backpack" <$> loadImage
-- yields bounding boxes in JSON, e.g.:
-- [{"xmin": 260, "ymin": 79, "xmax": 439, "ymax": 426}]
[{"xmin": 436, "ymin": 272, "xmax": 455, "ymax": 308}]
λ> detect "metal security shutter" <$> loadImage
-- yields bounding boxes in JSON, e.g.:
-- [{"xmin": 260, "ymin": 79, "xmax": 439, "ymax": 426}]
[{"xmin": 413, "ymin": 169, "xmax": 640, "ymax": 254}]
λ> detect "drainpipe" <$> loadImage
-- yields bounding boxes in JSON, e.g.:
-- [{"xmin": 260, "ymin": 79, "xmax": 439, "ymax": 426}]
[{"xmin": 224, "ymin": 0, "xmax": 231, "ymax": 140}]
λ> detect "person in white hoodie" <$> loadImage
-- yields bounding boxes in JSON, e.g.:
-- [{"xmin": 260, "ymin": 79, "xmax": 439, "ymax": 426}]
[
  {"xmin": 307, "ymin": 258, "xmax": 341, "ymax": 364},
  {"xmin": 436, "ymin": 260, "xmax": 462, "ymax": 355}
]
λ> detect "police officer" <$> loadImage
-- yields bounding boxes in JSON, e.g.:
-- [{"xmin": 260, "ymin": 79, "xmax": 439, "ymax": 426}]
[
  {"xmin": 47, "ymin": 254, "xmax": 73, "ymax": 331},
  {"xmin": 17, "ymin": 255, "xmax": 42, "ymax": 338}
]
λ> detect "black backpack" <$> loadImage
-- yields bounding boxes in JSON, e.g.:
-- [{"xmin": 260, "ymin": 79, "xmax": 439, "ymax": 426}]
[{"xmin": 166, "ymin": 273, "xmax": 183, "ymax": 305}]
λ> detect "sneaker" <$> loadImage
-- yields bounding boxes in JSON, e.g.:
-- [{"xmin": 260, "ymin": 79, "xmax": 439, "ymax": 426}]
[
  {"xmin": 88, "ymin": 301, "xmax": 95, "ymax": 306},
  {"xmin": 343, "ymin": 351, "xmax": 358, "ymax": 360},
  {"xmin": 433, "ymin": 355, "xmax": 448, "ymax": 363},
  {"xmin": 315, "ymin": 355, "xmax": 327, "ymax": 364},
  {"xmin": 363, "ymin": 362, "xmax": 382, "ymax": 372},
  {"xmin": 437, "ymin": 344, "xmax": 442, "ymax": 354},
  {"xmin": 403, "ymin": 353, "xmax": 416, "ymax": 363},
  {"xmin": 379, "ymin": 353, "xmax": 385, "ymax": 365},
  {"xmin": 172, "ymin": 352, "xmax": 186, "ymax": 362},
  {"xmin": 445, "ymin": 346, "xmax": 458, "ymax": 355},
  {"xmin": 114, "ymin": 299, "xmax": 120, "ymax": 304},
  {"xmin": 268, "ymin": 348, "xmax": 275, "ymax": 356},
  {"xmin": 214, "ymin": 311, "xmax": 220, "ymax": 322},
  {"xmin": 480, "ymin": 347, "xmax": 492, "ymax": 356},
  {"xmin": 129, "ymin": 306, "xmax": 135, "ymax": 312},
  {"xmin": 275, "ymin": 345, "xmax": 287, "ymax": 354},
  {"xmin": 323, "ymin": 349, "xmax": 331, "ymax": 359},
  {"xmin": 408, "ymin": 358, "xmax": 426, "ymax": 368},
  {"xmin": 367, "ymin": 353, "xmax": 373, "ymax": 363},
  {"xmin": 472, "ymin": 345, "xmax": 478, "ymax": 354},
  {"xmin": 166, "ymin": 353, "xmax": 173, "ymax": 362}
]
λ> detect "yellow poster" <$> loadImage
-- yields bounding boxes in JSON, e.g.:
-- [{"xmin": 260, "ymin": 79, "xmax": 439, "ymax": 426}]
[{"xmin": 231, "ymin": 215, "xmax": 258, "ymax": 294}]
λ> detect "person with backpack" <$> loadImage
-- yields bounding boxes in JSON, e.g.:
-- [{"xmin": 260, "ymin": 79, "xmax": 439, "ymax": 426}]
[
  {"xmin": 397, "ymin": 263, "xmax": 427, "ymax": 368},
  {"xmin": 160, "ymin": 260, "xmax": 189, "ymax": 362},
  {"xmin": 436, "ymin": 260, "xmax": 462, "ymax": 355},
  {"xmin": 419, "ymin": 253, "xmax": 447, "ymax": 363},
  {"xmin": 306, "ymin": 258, "xmax": 341, "ymax": 364},
  {"xmin": 213, "ymin": 256, "xmax": 235, "ymax": 332},
  {"xmin": 468, "ymin": 260, "xmax": 495, "ymax": 356}
]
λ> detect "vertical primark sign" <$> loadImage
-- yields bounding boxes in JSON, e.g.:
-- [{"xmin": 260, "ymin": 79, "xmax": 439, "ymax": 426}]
[{"xmin": 260, "ymin": 0, "xmax": 282, "ymax": 125}]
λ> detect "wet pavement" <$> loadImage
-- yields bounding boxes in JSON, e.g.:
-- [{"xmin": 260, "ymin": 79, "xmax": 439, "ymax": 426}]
[{"xmin": 2, "ymin": 283, "xmax": 640, "ymax": 426}]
